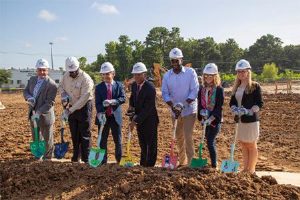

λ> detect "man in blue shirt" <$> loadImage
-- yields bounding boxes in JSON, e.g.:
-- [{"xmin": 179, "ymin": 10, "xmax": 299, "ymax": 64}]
[{"xmin": 162, "ymin": 48, "xmax": 199, "ymax": 167}]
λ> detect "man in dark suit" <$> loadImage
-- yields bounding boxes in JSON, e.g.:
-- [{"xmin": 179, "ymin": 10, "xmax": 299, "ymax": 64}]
[
  {"xmin": 23, "ymin": 58, "xmax": 58, "ymax": 160},
  {"xmin": 129, "ymin": 62, "xmax": 159, "ymax": 167},
  {"xmin": 95, "ymin": 62, "xmax": 126, "ymax": 164}
]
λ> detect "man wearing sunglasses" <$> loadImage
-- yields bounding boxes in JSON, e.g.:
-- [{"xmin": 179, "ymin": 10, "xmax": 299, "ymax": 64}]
[
  {"xmin": 59, "ymin": 56, "xmax": 94, "ymax": 163},
  {"xmin": 162, "ymin": 48, "xmax": 199, "ymax": 167}
]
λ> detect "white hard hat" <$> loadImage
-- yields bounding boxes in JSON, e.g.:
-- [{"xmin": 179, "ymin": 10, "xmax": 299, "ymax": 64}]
[
  {"xmin": 169, "ymin": 48, "xmax": 183, "ymax": 59},
  {"xmin": 131, "ymin": 62, "xmax": 147, "ymax": 74},
  {"xmin": 203, "ymin": 63, "xmax": 218, "ymax": 75},
  {"xmin": 100, "ymin": 62, "xmax": 115, "ymax": 73},
  {"xmin": 65, "ymin": 57, "xmax": 79, "ymax": 72},
  {"xmin": 35, "ymin": 58, "xmax": 49, "ymax": 69},
  {"xmin": 235, "ymin": 59, "xmax": 251, "ymax": 71}
]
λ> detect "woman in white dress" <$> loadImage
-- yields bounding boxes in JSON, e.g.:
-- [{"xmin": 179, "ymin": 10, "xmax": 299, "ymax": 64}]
[{"xmin": 229, "ymin": 59, "xmax": 263, "ymax": 174}]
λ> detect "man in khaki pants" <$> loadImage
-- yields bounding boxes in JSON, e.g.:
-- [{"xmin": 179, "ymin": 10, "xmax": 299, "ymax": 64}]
[{"xmin": 162, "ymin": 48, "xmax": 199, "ymax": 167}]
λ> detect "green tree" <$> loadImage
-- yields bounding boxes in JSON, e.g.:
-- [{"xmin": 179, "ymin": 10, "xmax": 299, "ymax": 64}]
[
  {"xmin": 192, "ymin": 37, "xmax": 222, "ymax": 68},
  {"xmin": 181, "ymin": 38, "xmax": 199, "ymax": 67},
  {"xmin": 144, "ymin": 27, "xmax": 184, "ymax": 67},
  {"xmin": 282, "ymin": 45, "xmax": 300, "ymax": 71},
  {"xmin": 79, "ymin": 56, "xmax": 102, "ymax": 83},
  {"xmin": 116, "ymin": 35, "xmax": 133, "ymax": 80},
  {"xmin": 78, "ymin": 57, "xmax": 87, "ymax": 69},
  {"xmin": 0, "ymin": 69, "xmax": 11, "ymax": 87},
  {"xmin": 131, "ymin": 40, "xmax": 145, "ymax": 63},
  {"xmin": 245, "ymin": 34, "xmax": 283, "ymax": 72},
  {"xmin": 144, "ymin": 27, "xmax": 169, "ymax": 67},
  {"xmin": 219, "ymin": 39, "xmax": 244, "ymax": 73},
  {"xmin": 261, "ymin": 63, "xmax": 279, "ymax": 81},
  {"xmin": 105, "ymin": 41, "xmax": 119, "ymax": 67}
]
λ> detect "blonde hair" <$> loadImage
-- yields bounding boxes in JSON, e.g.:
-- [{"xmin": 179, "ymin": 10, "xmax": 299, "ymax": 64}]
[
  {"xmin": 202, "ymin": 74, "xmax": 221, "ymax": 87},
  {"xmin": 232, "ymin": 69, "xmax": 256, "ymax": 94}
]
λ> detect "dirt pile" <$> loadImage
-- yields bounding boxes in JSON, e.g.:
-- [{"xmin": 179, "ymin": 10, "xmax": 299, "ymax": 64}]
[
  {"xmin": 0, "ymin": 90, "xmax": 300, "ymax": 199},
  {"xmin": 1, "ymin": 160, "xmax": 299, "ymax": 200}
]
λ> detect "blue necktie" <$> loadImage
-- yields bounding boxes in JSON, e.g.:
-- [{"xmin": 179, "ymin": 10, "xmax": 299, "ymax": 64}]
[{"xmin": 33, "ymin": 78, "xmax": 44, "ymax": 98}]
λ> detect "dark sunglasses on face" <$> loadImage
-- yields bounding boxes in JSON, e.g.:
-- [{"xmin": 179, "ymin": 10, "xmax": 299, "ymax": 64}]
[
  {"xmin": 69, "ymin": 70, "xmax": 79, "ymax": 75},
  {"xmin": 171, "ymin": 59, "xmax": 180, "ymax": 63}
]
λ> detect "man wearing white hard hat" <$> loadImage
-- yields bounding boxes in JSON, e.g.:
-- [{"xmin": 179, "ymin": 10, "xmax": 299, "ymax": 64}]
[
  {"xmin": 230, "ymin": 59, "xmax": 263, "ymax": 174},
  {"xmin": 23, "ymin": 58, "xmax": 58, "ymax": 160},
  {"xmin": 197, "ymin": 63, "xmax": 224, "ymax": 168},
  {"xmin": 59, "ymin": 56, "xmax": 94, "ymax": 163},
  {"xmin": 162, "ymin": 47, "xmax": 199, "ymax": 167},
  {"xmin": 95, "ymin": 62, "xmax": 126, "ymax": 164},
  {"xmin": 128, "ymin": 62, "xmax": 159, "ymax": 167}
]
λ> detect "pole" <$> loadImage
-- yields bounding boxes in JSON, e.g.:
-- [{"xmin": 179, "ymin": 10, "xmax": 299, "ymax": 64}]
[{"xmin": 49, "ymin": 42, "xmax": 54, "ymax": 70}]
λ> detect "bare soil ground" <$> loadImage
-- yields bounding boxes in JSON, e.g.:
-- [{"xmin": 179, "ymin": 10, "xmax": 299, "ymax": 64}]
[{"xmin": 0, "ymin": 87, "xmax": 299, "ymax": 199}]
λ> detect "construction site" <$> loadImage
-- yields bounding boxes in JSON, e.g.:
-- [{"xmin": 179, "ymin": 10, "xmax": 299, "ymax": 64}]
[{"xmin": 0, "ymin": 81, "xmax": 300, "ymax": 199}]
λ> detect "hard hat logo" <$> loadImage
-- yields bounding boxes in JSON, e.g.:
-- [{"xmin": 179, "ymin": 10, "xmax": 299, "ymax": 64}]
[
  {"xmin": 131, "ymin": 62, "xmax": 147, "ymax": 74},
  {"xmin": 69, "ymin": 65, "xmax": 76, "ymax": 70},
  {"xmin": 235, "ymin": 59, "xmax": 251, "ymax": 71},
  {"xmin": 100, "ymin": 62, "xmax": 115, "ymax": 73},
  {"xmin": 203, "ymin": 63, "xmax": 218, "ymax": 75},
  {"xmin": 36, "ymin": 58, "xmax": 49, "ymax": 69},
  {"xmin": 169, "ymin": 48, "xmax": 183, "ymax": 59},
  {"xmin": 65, "ymin": 57, "xmax": 80, "ymax": 72}
]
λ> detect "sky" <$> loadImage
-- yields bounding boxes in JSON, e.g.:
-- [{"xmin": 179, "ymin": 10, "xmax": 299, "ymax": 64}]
[{"xmin": 1, "ymin": 0, "xmax": 300, "ymax": 69}]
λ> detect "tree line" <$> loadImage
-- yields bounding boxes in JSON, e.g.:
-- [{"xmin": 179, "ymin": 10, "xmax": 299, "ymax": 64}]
[
  {"xmin": 1, "ymin": 26, "xmax": 299, "ymax": 86},
  {"xmin": 80, "ymin": 26, "xmax": 300, "ymax": 81}
]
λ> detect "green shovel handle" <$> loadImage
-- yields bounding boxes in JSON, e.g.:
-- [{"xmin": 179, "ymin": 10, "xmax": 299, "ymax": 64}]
[
  {"xmin": 32, "ymin": 111, "xmax": 39, "ymax": 142},
  {"xmin": 198, "ymin": 143, "xmax": 204, "ymax": 157}
]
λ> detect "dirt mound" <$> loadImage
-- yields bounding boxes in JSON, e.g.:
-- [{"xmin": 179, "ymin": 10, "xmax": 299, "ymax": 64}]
[
  {"xmin": 1, "ymin": 160, "xmax": 299, "ymax": 200},
  {"xmin": 1, "ymin": 91, "xmax": 300, "ymax": 199}
]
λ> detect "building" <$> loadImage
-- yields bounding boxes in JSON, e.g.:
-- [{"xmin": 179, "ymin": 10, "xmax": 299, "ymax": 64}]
[{"xmin": 2, "ymin": 68, "xmax": 64, "ymax": 88}]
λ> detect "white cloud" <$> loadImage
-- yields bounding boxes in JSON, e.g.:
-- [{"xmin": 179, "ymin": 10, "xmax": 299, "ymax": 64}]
[
  {"xmin": 53, "ymin": 36, "xmax": 68, "ymax": 43},
  {"xmin": 24, "ymin": 42, "xmax": 32, "ymax": 48},
  {"xmin": 91, "ymin": 2, "xmax": 119, "ymax": 15},
  {"xmin": 38, "ymin": 9, "xmax": 57, "ymax": 22}
]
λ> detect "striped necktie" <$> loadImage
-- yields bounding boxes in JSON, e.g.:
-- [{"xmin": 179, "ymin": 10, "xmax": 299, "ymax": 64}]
[{"xmin": 33, "ymin": 78, "xmax": 44, "ymax": 99}]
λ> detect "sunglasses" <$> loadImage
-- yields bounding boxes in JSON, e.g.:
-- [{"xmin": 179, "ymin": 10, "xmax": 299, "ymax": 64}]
[
  {"xmin": 170, "ymin": 59, "xmax": 180, "ymax": 63},
  {"xmin": 203, "ymin": 74, "xmax": 214, "ymax": 78},
  {"xmin": 237, "ymin": 70, "xmax": 248, "ymax": 74},
  {"xmin": 101, "ymin": 73, "xmax": 112, "ymax": 76}
]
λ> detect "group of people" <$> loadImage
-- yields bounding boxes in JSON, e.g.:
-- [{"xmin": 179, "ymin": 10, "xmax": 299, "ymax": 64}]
[{"xmin": 23, "ymin": 47, "xmax": 263, "ymax": 174}]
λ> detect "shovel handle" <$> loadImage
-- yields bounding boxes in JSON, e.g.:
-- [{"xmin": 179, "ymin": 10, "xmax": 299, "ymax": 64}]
[
  {"xmin": 126, "ymin": 126, "xmax": 132, "ymax": 157},
  {"xmin": 172, "ymin": 119, "xmax": 178, "ymax": 140},
  {"xmin": 170, "ymin": 119, "xmax": 178, "ymax": 156},
  {"xmin": 201, "ymin": 123, "xmax": 206, "ymax": 143},
  {"xmin": 32, "ymin": 110, "xmax": 39, "ymax": 142},
  {"xmin": 198, "ymin": 143, "xmax": 204, "ymax": 157},
  {"xmin": 60, "ymin": 119, "xmax": 66, "ymax": 143},
  {"xmin": 230, "ymin": 122, "xmax": 239, "ymax": 161},
  {"xmin": 96, "ymin": 124, "xmax": 104, "ymax": 148}
]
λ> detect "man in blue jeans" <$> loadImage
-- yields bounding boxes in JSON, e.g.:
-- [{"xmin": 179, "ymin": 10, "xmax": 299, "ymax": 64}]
[{"xmin": 95, "ymin": 62, "xmax": 126, "ymax": 164}]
